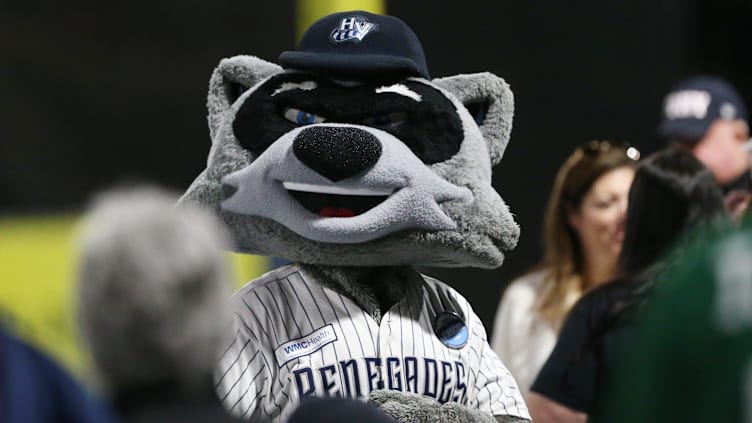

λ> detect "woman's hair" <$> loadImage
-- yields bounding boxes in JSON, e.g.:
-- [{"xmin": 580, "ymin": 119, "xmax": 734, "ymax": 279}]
[
  {"xmin": 619, "ymin": 147, "xmax": 727, "ymax": 278},
  {"xmin": 535, "ymin": 141, "xmax": 639, "ymax": 329},
  {"xmin": 593, "ymin": 147, "xmax": 727, "ymax": 333}
]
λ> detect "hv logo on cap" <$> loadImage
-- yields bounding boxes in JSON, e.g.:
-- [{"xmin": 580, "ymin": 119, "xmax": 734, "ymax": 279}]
[
  {"xmin": 330, "ymin": 16, "xmax": 378, "ymax": 43},
  {"xmin": 664, "ymin": 90, "xmax": 711, "ymax": 120}
]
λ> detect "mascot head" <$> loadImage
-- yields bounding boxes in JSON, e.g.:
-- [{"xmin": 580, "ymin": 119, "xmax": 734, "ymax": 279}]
[{"xmin": 181, "ymin": 10, "xmax": 519, "ymax": 268}]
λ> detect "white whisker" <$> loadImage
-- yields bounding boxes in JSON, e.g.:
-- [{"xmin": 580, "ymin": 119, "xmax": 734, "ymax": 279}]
[{"xmin": 282, "ymin": 182, "xmax": 394, "ymax": 196}]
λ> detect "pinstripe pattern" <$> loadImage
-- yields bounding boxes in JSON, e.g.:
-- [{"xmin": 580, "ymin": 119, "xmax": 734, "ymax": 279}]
[{"xmin": 215, "ymin": 265, "xmax": 529, "ymax": 421}]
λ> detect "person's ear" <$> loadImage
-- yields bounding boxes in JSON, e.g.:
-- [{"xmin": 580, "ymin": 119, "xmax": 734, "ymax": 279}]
[
  {"xmin": 733, "ymin": 120, "xmax": 749, "ymax": 142},
  {"xmin": 566, "ymin": 203, "xmax": 582, "ymax": 232}
]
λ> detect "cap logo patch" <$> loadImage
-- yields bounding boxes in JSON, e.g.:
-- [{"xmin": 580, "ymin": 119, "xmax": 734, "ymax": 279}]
[
  {"xmin": 331, "ymin": 16, "xmax": 377, "ymax": 43},
  {"xmin": 719, "ymin": 102, "xmax": 737, "ymax": 120},
  {"xmin": 664, "ymin": 90, "xmax": 711, "ymax": 120}
]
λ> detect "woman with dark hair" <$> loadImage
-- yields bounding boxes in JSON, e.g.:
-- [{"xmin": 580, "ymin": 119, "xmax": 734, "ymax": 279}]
[
  {"xmin": 526, "ymin": 147, "xmax": 728, "ymax": 423},
  {"xmin": 491, "ymin": 141, "xmax": 639, "ymax": 393}
]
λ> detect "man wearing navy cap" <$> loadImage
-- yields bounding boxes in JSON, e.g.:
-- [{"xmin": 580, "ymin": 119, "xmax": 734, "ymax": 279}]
[
  {"xmin": 659, "ymin": 75, "xmax": 751, "ymax": 219},
  {"xmin": 659, "ymin": 77, "xmax": 750, "ymax": 184}
]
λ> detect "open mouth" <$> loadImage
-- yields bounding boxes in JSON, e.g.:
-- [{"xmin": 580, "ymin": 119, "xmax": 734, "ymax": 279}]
[{"xmin": 283, "ymin": 182, "xmax": 393, "ymax": 217}]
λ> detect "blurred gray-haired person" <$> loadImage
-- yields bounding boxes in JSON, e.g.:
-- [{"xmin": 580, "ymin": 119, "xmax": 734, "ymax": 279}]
[{"xmin": 76, "ymin": 186, "xmax": 241, "ymax": 422}]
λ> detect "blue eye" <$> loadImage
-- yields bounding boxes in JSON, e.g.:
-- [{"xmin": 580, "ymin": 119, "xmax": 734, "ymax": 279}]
[
  {"xmin": 363, "ymin": 112, "xmax": 407, "ymax": 129},
  {"xmin": 283, "ymin": 108, "xmax": 326, "ymax": 125}
]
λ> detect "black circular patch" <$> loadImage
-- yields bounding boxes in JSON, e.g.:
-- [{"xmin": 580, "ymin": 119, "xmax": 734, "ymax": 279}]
[{"xmin": 433, "ymin": 311, "xmax": 468, "ymax": 349}]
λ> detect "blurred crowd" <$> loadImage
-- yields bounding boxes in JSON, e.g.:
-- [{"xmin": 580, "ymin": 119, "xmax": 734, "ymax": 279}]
[
  {"xmin": 2, "ymin": 73, "xmax": 752, "ymax": 422},
  {"xmin": 492, "ymin": 75, "xmax": 752, "ymax": 422}
]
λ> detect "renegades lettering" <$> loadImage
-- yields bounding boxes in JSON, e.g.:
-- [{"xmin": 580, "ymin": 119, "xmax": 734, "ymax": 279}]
[{"xmin": 292, "ymin": 356, "xmax": 467, "ymax": 404}]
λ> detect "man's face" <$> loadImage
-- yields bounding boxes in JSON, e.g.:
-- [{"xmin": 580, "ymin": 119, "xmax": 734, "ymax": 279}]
[{"xmin": 678, "ymin": 119, "xmax": 749, "ymax": 185}]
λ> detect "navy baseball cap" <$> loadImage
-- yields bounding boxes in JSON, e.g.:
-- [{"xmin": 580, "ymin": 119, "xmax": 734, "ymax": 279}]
[
  {"xmin": 279, "ymin": 10, "xmax": 430, "ymax": 80},
  {"xmin": 658, "ymin": 75, "xmax": 748, "ymax": 142}
]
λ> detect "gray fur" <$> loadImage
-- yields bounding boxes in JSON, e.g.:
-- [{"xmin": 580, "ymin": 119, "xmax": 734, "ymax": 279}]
[
  {"xmin": 369, "ymin": 391, "xmax": 530, "ymax": 423},
  {"xmin": 495, "ymin": 416, "xmax": 531, "ymax": 423},
  {"xmin": 180, "ymin": 56, "xmax": 519, "ymax": 269},
  {"xmin": 433, "ymin": 73, "xmax": 514, "ymax": 166},
  {"xmin": 77, "ymin": 187, "xmax": 232, "ymax": 394},
  {"xmin": 220, "ymin": 123, "xmax": 472, "ymax": 243},
  {"xmin": 181, "ymin": 54, "xmax": 525, "ymax": 422},
  {"xmin": 207, "ymin": 55, "xmax": 282, "ymax": 140}
]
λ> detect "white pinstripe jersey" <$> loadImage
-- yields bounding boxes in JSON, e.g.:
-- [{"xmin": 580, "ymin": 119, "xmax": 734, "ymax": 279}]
[{"xmin": 215, "ymin": 265, "xmax": 530, "ymax": 422}]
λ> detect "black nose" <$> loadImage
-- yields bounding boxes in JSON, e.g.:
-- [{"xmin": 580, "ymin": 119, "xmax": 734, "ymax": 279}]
[{"xmin": 293, "ymin": 126, "xmax": 382, "ymax": 182}]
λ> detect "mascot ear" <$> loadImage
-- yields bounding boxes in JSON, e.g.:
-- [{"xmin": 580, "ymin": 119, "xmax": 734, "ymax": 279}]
[
  {"xmin": 207, "ymin": 55, "xmax": 283, "ymax": 140},
  {"xmin": 433, "ymin": 73, "xmax": 514, "ymax": 165}
]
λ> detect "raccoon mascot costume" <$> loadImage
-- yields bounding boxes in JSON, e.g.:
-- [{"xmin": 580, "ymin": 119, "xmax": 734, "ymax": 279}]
[{"xmin": 181, "ymin": 10, "xmax": 530, "ymax": 423}]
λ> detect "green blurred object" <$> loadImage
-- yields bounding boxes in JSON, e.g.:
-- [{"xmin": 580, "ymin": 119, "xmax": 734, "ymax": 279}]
[{"xmin": 596, "ymin": 222, "xmax": 752, "ymax": 422}]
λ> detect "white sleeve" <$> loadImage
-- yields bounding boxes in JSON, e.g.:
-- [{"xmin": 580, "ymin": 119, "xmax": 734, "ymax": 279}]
[
  {"xmin": 490, "ymin": 277, "xmax": 543, "ymax": 393},
  {"xmin": 490, "ymin": 282, "xmax": 525, "ymax": 364},
  {"xmin": 215, "ymin": 312, "xmax": 272, "ymax": 421},
  {"xmin": 472, "ymin": 310, "xmax": 531, "ymax": 420}
]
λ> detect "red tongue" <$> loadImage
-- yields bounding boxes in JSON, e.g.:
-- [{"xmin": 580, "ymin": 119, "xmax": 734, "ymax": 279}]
[{"xmin": 319, "ymin": 207, "xmax": 355, "ymax": 217}]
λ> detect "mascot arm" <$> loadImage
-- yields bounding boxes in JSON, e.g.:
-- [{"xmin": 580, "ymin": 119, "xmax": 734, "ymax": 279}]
[{"xmin": 369, "ymin": 391, "xmax": 529, "ymax": 423}]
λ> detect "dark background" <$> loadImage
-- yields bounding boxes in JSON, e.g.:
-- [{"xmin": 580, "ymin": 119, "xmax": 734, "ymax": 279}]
[{"xmin": 2, "ymin": 0, "xmax": 750, "ymax": 330}]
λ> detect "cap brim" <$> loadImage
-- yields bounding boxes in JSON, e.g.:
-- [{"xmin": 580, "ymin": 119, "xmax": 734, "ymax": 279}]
[
  {"xmin": 279, "ymin": 51, "xmax": 429, "ymax": 80},
  {"xmin": 657, "ymin": 118, "xmax": 710, "ymax": 142}
]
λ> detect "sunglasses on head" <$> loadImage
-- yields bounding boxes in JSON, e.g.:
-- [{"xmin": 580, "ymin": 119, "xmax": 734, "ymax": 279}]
[{"xmin": 578, "ymin": 140, "xmax": 641, "ymax": 161}]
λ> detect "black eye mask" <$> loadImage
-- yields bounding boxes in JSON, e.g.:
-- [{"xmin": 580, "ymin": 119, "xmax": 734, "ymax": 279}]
[{"xmin": 232, "ymin": 73, "xmax": 464, "ymax": 164}]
